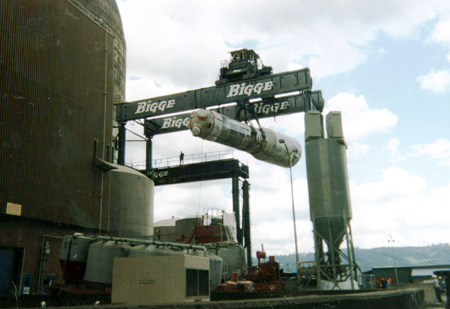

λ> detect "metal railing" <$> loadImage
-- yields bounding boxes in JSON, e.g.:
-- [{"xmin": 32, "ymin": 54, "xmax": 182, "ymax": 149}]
[{"xmin": 129, "ymin": 149, "xmax": 235, "ymax": 169}]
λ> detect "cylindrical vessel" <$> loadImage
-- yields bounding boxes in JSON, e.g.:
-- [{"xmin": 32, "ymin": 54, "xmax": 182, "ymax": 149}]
[
  {"xmin": 109, "ymin": 164, "xmax": 154, "ymax": 238},
  {"xmin": 206, "ymin": 243, "xmax": 247, "ymax": 280},
  {"xmin": 305, "ymin": 137, "xmax": 352, "ymax": 250},
  {"xmin": 83, "ymin": 240, "xmax": 130, "ymax": 285},
  {"xmin": 208, "ymin": 254, "xmax": 223, "ymax": 290},
  {"xmin": 189, "ymin": 109, "xmax": 301, "ymax": 168},
  {"xmin": 0, "ymin": 0, "xmax": 126, "ymax": 229},
  {"xmin": 59, "ymin": 235, "xmax": 93, "ymax": 285},
  {"xmin": 153, "ymin": 226, "xmax": 177, "ymax": 242},
  {"xmin": 128, "ymin": 244, "xmax": 184, "ymax": 257},
  {"xmin": 175, "ymin": 218, "xmax": 201, "ymax": 241},
  {"xmin": 187, "ymin": 249, "xmax": 223, "ymax": 290}
]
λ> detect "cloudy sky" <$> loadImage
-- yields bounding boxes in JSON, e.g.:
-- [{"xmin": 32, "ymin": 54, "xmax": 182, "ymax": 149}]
[{"xmin": 116, "ymin": 0, "xmax": 450, "ymax": 257}]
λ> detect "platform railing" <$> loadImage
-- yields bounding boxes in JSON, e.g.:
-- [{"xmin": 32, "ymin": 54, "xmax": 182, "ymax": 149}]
[{"xmin": 129, "ymin": 149, "xmax": 235, "ymax": 169}]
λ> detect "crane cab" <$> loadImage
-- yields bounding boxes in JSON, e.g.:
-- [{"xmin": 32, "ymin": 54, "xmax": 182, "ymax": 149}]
[{"xmin": 215, "ymin": 49, "xmax": 273, "ymax": 85}]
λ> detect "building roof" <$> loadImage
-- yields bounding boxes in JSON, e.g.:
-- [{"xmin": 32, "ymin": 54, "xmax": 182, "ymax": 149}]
[{"xmin": 411, "ymin": 268, "xmax": 450, "ymax": 277}]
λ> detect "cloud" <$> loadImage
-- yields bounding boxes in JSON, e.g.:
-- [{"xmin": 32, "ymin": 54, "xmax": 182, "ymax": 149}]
[
  {"xmin": 117, "ymin": 0, "xmax": 446, "ymax": 91},
  {"xmin": 410, "ymin": 138, "xmax": 450, "ymax": 166},
  {"xmin": 428, "ymin": 18, "xmax": 450, "ymax": 44},
  {"xmin": 386, "ymin": 138, "xmax": 400, "ymax": 156},
  {"xmin": 383, "ymin": 138, "xmax": 407, "ymax": 162},
  {"xmin": 324, "ymin": 93, "xmax": 398, "ymax": 141},
  {"xmin": 353, "ymin": 167, "xmax": 427, "ymax": 204},
  {"xmin": 351, "ymin": 167, "xmax": 450, "ymax": 248},
  {"xmin": 417, "ymin": 69, "xmax": 450, "ymax": 93},
  {"xmin": 347, "ymin": 142, "xmax": 369, "ymax": 160}
]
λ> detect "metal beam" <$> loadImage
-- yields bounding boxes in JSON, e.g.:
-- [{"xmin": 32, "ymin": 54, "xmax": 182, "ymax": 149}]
[
  {"xmin": 116, "ymin": 68, "xmax": 312, "ymax": 122},
  {"xmin": 242, "ymin": 180, "xmax": 251, "ymax": 267},
  {"xmin": 117, "ymin": 123, "xmax": 126, "ymax": 165},
  {"xmin": 144, "ymin": 93, "xmax": 312, "ymax": 136},
  {"xmin": 232, "ymin": 173, "xmax": 242, "ymax": 245}
]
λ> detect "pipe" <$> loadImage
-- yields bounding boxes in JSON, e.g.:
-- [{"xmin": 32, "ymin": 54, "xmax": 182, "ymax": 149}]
[
  {"xmin": 37, "ymin": 235, "xmax": 64, "ymax": 295},
  {"xmin": 92, "ymin": 236, "xmax": 208, "ymax": 255}
]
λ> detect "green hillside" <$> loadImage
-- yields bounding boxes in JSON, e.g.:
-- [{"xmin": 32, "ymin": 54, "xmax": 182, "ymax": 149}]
[{"xmin": 257, "ymin": 243, "xmax": 450, "ymax": 273}]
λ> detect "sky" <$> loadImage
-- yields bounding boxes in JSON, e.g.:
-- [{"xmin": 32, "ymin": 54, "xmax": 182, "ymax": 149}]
[{"xmin": 116, "ymin": 0, "xmax": 450, "ymax": 257}]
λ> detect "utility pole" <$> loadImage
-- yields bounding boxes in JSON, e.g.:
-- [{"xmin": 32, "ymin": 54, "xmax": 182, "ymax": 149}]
[{"xmin": 388, "ymin": 234, "xmax": 399, "ymax": 284}]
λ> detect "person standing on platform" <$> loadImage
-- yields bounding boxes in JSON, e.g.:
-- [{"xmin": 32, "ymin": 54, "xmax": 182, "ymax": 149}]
[{"xmin": 180, "ymin": 151, "xmax": 184, "ymax": 165}]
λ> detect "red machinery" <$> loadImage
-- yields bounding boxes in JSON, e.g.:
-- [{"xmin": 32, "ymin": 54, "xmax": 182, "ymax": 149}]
[{"xmin": 244, "ymin": 249, "xmax": 284, "ymax": 291}]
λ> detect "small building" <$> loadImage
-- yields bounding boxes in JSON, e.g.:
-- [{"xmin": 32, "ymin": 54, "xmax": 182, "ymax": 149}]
[{"xmin": 364, "ymin": 264, "xmax": 450, "ymax": 286}]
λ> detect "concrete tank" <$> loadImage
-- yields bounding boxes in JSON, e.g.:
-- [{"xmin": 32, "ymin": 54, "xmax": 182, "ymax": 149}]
[
  {"xmin": 109, "ymin": 164, "xmax": 154, "ymax": 238},
  {"xmin": 83, "ymin": 240, "xmax": 130, "ymax": 285},
  {"xmin": 154, "ymin": 225, "xmax": 177, "ymax": 242},
  {"xmin": 175, "ymin": 218, "xmax": 201, "ymax": 241},
  {"xmin": 0, "ymin": 0, "xmax": 126, "ymax": 229}
]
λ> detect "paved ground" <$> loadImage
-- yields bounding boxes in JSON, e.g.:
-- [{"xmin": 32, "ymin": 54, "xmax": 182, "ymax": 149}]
[{"xmin": 426, "ymin": 294, "xmax": 447, "ymax": 308}]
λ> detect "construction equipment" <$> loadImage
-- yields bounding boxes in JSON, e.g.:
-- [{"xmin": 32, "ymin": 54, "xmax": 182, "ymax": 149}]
[{"xmin": 215, "ymin": 49, "xmax": 273, "ymax": 85}]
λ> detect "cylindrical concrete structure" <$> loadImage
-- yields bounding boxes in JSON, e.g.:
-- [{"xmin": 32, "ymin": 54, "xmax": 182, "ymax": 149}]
[
  {"xmin": 175, "ymin": 218, "xmax": 201, "ymax": 241},
  {"xmin": 83, "ymin": 240, "xmax": 130, "ymax": 285},
  {"xmin": 0, "ymin": 0, "xmax": 126, "ymax": 230},
  {"xmin": 109, "ymin": 164, "xmax": 154, "ymax": 238}
]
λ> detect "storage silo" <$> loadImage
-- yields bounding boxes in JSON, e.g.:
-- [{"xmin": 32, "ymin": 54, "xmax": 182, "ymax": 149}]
[{"xmin": 305, "ymin": 111, "xmax": 358, "ymax": 289}]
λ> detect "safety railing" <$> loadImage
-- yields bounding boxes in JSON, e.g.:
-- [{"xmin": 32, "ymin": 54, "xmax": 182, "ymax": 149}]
[{"xmin": 129, "ymin": 149, "xmax": 234, "ymax": 169}]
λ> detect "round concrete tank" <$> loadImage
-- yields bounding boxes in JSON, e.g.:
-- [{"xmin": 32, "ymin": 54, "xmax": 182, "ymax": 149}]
[
  {"xmin": 176, "ymin": 218, "xmax": 201, "ymax": 241},
  {"xmin": 305, "ymin": 138, "xmax": 352, "ymax": 250},
  {"xmin": 109, "ymin": 164, "xmax": 154, "ymax": 238},
  {"xmin": 84, "ymin": 240, "xmax": 130, "ymax": 285},
  {"xmin": 154, "ymin": 226, "xmax": 177, "ymax": 242},
  {"xmin": 0, "ymin": 0, "xmax": 126, "ymax": 229}
]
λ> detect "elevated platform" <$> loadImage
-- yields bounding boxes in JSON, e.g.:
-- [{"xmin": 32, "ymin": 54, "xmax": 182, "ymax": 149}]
[{"xmin": 141, "ymin": 158, "xmax": 249, "ymax": 186}]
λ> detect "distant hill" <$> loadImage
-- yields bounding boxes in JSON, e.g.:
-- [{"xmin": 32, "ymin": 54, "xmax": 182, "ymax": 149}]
[{"xmin": 255, "ymin": 243, "xmax": 450, "ymax": 273}]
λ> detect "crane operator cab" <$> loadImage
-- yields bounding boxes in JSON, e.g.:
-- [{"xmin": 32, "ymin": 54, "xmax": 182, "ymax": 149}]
[{"xmin": 215, "ymin": 49, "xmax": 273, "ymax": 85}]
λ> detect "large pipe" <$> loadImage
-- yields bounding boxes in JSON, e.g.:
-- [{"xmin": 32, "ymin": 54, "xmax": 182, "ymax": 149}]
[
  {"xmin": 92, "ymin": 236, "xmax": 208, "ymax": 255},
  {"xmin": 188, "ymin": 109, "xmax": 301, "ymax": 168}
]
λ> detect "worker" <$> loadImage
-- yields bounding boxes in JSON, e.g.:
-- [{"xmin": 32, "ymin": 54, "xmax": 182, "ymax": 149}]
[
  {"xmin": 180, "ymin": 151, "xmax": 184, "ymax": 165},
  {"xmin": 431, "ymin": 275, "xmax": 442, "ymax": 302}
]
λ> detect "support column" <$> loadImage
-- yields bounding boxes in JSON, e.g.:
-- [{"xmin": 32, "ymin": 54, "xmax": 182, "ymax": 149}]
[
  {"xmin": 242, "ymin": 180, "xmax": 251, "ymax": 267},
  {"xmin": 232, "ymin": 174, "xmax": 242, "ymax": 245},
  {"xmin": 144, "ymin": 120, "xmax": 155, "ymax": 171},
  {"xmin": 145, "ymin": 136, "xmax": 153, "ymax": 170},
  {"xmin": 117, "ymin": 122, "xmax": 126, "ymax": 165}
]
